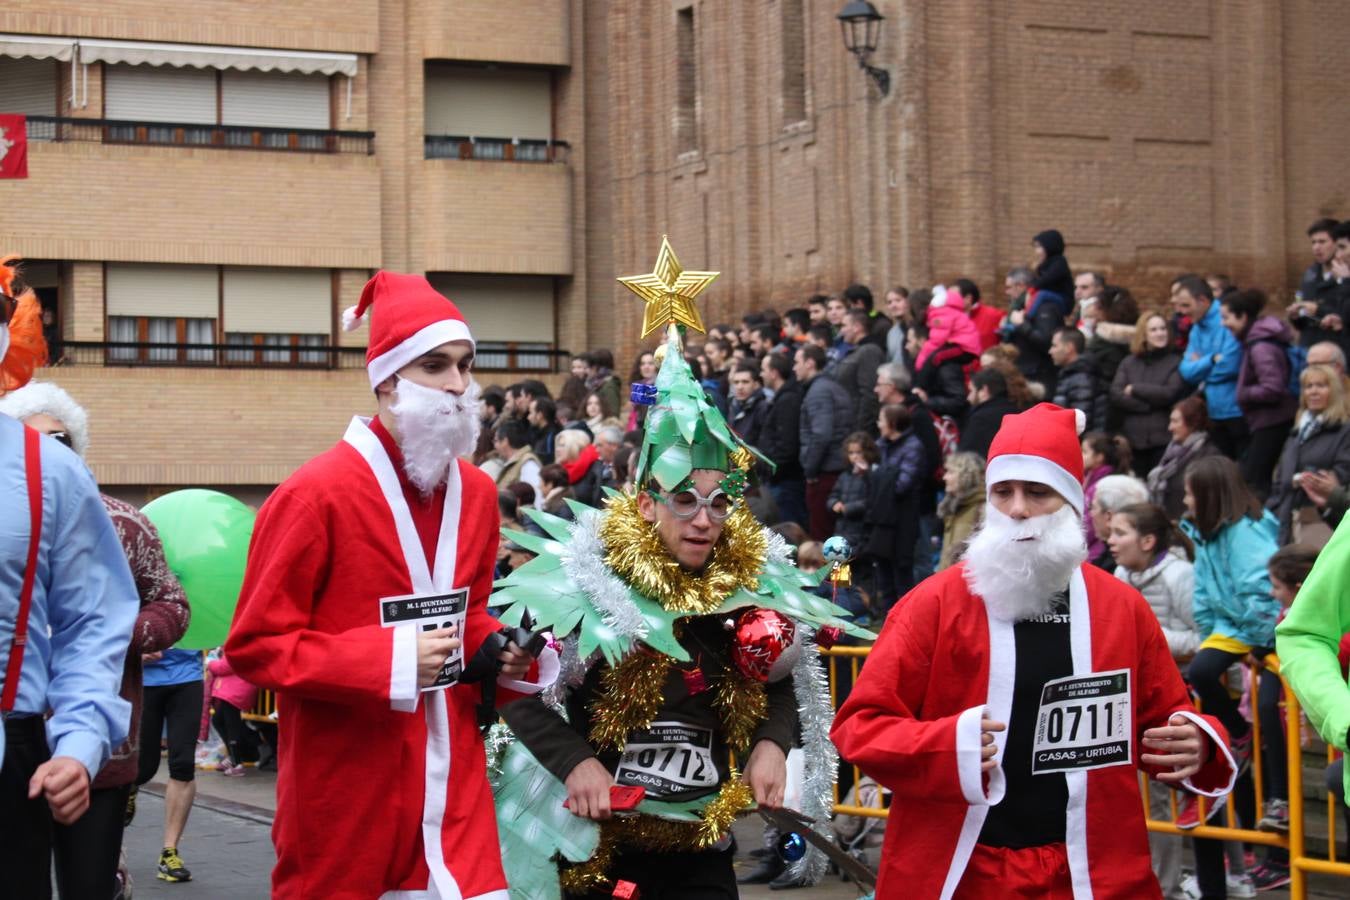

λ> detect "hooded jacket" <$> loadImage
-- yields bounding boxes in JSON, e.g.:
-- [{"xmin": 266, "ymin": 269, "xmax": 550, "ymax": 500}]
[
  {"xmin": 1008, "ymin": 289, "xmax": 1068, "ymax": 393},
  {"xmin": 799, "ymin": 372, "xmax": 855, "ymax": 478},
  {"xmin": 919, "ymin": 292, "xmax": 983, "ymax": 370},
  {"xmin": 1114, "ymin": 549, "xmax": 1200, "ymax": 661},
  {"xmin": 1181, "ymin": 511, "xmax": 1281, "ymax": 648},
  {"xmin": 1178, "ymin": 301, "xmax": 1242, "ymax": 421},
  {"xmin": 1051, "ymin": 356, "xmax": 1107, "ymax": 433},
  {"xmin": 1236, "ymin": 316, "xmax": 1297, "ymax": 430},
  {"xmin": 1031, "ymin": 229, "xmax": 1074, "ymax": 299}
]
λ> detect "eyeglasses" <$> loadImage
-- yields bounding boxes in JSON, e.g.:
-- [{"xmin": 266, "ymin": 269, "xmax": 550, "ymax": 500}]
[
  {"xmin": 0, "ymin": 291, "xmax": 14, "ymax": 326},
  {"xmin": 649, "ymin": 486, "xmax": 736, "ymax": 522}
]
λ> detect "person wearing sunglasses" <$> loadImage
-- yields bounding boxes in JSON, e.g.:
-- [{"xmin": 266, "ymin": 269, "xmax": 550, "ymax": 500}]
[{"xmin": 0, "ymin": 257, "xmax": 140, "ymax": 899}]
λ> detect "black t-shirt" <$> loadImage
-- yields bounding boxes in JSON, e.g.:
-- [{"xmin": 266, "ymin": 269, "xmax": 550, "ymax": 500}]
[{"xmin": 978, "ymin": 592, "xmax": 1073, "ymax": 849}]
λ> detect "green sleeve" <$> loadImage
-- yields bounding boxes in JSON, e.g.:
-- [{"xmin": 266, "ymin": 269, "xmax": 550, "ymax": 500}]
[{"xmin": 1275, "ymin": 521, "xmax": 1350, "ymax": 755}]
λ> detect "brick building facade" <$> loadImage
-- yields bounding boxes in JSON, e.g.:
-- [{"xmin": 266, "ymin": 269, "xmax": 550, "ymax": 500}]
[{"xmin": 1, "ymin": 0, "xmax": 1346, "ymax": 498}]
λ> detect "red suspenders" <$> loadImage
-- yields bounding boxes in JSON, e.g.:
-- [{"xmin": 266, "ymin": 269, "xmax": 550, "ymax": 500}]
[{"xmin": 2, "ymin": 426, "xmax": 43, "ymax": 712}]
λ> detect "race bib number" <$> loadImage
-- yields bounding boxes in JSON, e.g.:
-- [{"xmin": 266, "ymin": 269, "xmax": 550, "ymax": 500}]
[
  {"xmin": 1031, "ymin": 668, "xmax": 1131, "ymax": 775},
  {"xmin": 379, "ymin": 589, "xmax": 469, "ymax": 691},
  {"xmin": 615, "ymin": 722, "xmax": 718, "ymax": 798}
]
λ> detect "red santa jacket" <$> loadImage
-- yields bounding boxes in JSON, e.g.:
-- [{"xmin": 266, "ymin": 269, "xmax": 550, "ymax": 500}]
[
  {"xmin": 831, "ymin": 562, "xmax": 1236, "ymax": 900},
  {"xmin": 228, "ymin": 417, "xmax": 541, "ymax": 900}
]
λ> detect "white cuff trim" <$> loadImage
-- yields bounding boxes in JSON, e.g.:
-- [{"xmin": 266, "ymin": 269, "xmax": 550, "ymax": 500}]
[
  {"xmin": 496, "ymin": 645, "xmax": 561, "ymax": 696},
  {"xmin": 1172, "ymin": 710, "xmax": 1238, "ymax": 798},
  {"xmin": 389, "ymin": 623, "xmax": 419, "ymax": 713},
  {"xmin": 956, "ymin": 704, "xmax": 1004, "ymax": 806}
]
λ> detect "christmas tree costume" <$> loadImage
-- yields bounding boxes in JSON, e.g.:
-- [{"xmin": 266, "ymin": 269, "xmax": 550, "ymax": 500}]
[{"xmin": 487, "ymin": 239, "xmax": 872, "ymax": 899}]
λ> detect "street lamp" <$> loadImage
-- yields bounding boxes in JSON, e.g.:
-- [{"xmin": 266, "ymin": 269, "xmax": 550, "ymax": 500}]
[{"xmin": 837, "ymin": 0, "xmax": 889, "ymax": 97}]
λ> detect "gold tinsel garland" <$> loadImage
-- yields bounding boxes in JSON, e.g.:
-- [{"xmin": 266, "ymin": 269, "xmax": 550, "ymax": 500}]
[
  {"xmin": 588, "ymin": 650, "xmax": 673, "ymax": 752},
  {"xmin": 713, "ymin": 672, "xmax": 767, "ymax": 752},
  {"xmin": 559, "ymin": 775, "xmax": 755, "ymax": 894},
  {"xmin": 598, "ymin": 493, "xmax": 766, "ymax": 615}
]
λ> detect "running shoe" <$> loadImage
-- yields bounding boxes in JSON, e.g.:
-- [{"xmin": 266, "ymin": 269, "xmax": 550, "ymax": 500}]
[
  {"xmin": 1249, "ymin": 860, "xmax": 1292, "ymax": 892},
  {"xmin": 157, "ymin": 847, "xmax": 192, "ymax": 883},
  {"xmin": 1256, "ymin": 798, "xmax": 1290, "ymax": 833}
]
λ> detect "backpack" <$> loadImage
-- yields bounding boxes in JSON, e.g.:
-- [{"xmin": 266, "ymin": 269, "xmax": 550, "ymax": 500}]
[{"xmin": 1254, "ymin": 338, "xmax": 1306, "ymax": 398}]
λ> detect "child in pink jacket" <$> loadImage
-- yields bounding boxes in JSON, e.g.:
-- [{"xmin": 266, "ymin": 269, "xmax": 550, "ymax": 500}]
[
  {"xmin": 207, "ymin": 652, "xmax": 258, "ymax": 776},
  {"xmin": 916, "ymin": 284, "xmax": 983, "ymax": 371}
]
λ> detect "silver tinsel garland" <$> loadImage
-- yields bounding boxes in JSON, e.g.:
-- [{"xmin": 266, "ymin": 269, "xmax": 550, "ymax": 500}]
[
  {"xmin": 784, "ymin": 623, "xmax": 839, "ymax": 884},
  {"xmin": 559, "ymin": 509, "xmax": 648, "ymax": 643}
]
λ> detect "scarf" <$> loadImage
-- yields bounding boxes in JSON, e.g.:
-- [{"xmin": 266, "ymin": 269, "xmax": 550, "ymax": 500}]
[
  {"xmin": 1146, "ymin": 431, "xmax": 1207, "ymax": 501},
  {"xmin": 1296, "ymin": 411, "xmax": 1325, "ymax": 444},
  {"xmin": 563, "ymin": 442, "xmax": 600, "ymax": 485}
]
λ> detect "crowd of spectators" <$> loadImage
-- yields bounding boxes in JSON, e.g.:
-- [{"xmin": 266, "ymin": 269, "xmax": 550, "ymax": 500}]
[{"xmin": 475, "ymin": 219, "xmax": 1350, "ymax": 893}]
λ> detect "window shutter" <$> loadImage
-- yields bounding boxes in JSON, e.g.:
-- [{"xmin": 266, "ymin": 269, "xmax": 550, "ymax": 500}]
[
  {"xmin": 423, "ymin": 65, "xmax": 551, "ymax": 140},
  {"xmin": 0, "ymin": 57, "xmax": 57, "ymax": 116},
  {"xmin": 220, "ymin": 70, "xmax": 330, "ymax": 129},
  {"xmin": 104, "ymin": 64, "xmax": 217, "ymax": 123},
  {"xmin": 427, "ymin": 274, "xmax": 554, "ymax": 342},
  {"xmin": 106, "ymin": 264, "xmax": 218, "ymax": 319},
  {"xmin": 223, "ymin": 267, "xmax": 331, "ymax": 335}
]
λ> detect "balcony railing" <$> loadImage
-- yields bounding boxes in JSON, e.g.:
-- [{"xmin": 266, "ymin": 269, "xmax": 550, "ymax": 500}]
[
  {"xmin": 424, "ymin": 134, "xmax": 570, "ymax": 163},
  {"xmin": 26, "ymin": 115, "xmax": 375, "ymax": 155},
  {"xmin": 44, "ymin": 340, "xmax": 567, "ymax": 372}
]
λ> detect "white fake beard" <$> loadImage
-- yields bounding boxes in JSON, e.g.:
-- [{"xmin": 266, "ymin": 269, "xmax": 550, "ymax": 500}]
[
  {"xmin": 962, "ymin": 503, "xmax": 1087, "ymax": 622},
  {"xmin": 390, "ymin": 377, "xmax": 482, "ymax": 495}
]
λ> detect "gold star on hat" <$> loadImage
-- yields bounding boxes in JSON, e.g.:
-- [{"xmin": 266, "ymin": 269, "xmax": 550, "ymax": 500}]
[{"xmin": 618, "ymin": 235, "xmax": 719, "ymax": 339}]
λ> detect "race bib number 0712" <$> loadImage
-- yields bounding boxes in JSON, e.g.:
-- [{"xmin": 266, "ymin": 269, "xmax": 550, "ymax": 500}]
[
  {"xmin": 614, "ymin": 722, "xmax": 718, "ymax": 798},
  {"xmin": 1031, "ymin": 668, "xmax": 1131, "ymax": 775}
]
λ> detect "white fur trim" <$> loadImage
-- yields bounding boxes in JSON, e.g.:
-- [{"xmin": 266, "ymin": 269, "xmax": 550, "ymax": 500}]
[
  {"xmin": 1063, "ymin": 566, "xmax": 1096, "ymax": 899},
  {"xmin": 367, "ymin": 319, "xmax": 474, "ymax": 388},
  {"xmin": 986, "ymin": 452, "xmax": 1085, "ymax": 515},
  {"xmin": 930, "ymin": 284, "xmax": 948, "ymax": 307},
  {"xmin": 1073, "ymin": 408, "xmax": 1087, "ymax": 435},
  {"xmin": 390, "ymin": 623, "xmax": 419, "ymax": 713},
  {"xmin": 342, "ymin": 304, "xmax": 363, "ymax": 332},
  {"xmin": 1172, "ymin": 709, "xmax": 1239, "ymax": 798},
  {"xmin": 0, "ymin": 381, "xmax": 91, "ymax": 458},
  {"xmin": 496, "ymin": 645, "xmax": 561, "ymax": 695},
  {"xmin": 955, "ymin": 705, "xmax": 1003, "ymax": 806}
]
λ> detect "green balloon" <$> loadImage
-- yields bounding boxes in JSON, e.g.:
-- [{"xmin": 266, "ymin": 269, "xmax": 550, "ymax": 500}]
[{"xmin": 142, "ymin": 489, "xmax": 256, "ymax": 651}]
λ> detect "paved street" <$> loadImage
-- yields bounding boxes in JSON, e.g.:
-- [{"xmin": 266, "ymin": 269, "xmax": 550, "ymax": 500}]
[{"xmin": 112, "ymin": 764, "xmax": 1345, "ymax": 899}]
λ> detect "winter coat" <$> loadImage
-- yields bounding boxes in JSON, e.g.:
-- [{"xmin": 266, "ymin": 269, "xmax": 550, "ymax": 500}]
[
  {"xmin": 570, "ymin": 456, "xmax": 607, "ymax": 508},
  {"xmin": 760, "ymin": 378, "xmax": 804, "ymax": 483},
  {"xmin": 957, "ymin": 395, "xmax": 1020, "ymax": 460},
  {"xmin": 875, "ymin": 430, "xmax": 927, "ymax": 500},
  {"xmin": 827, "ymin": 467, "xmax": 873, "ymax": 551},
  {"xmin": 1110, "ymin": 349, "xmax": 1185, "ymax": 453},
  {"xmin": 1179, "ymin": 301, "xmax": 1242, "ymax": 422},
  {"xmin": 1114, "ymin": 549, "xmax": 1201, "ymax": 661},
  {"xmin": 919, "ymin": 301, "xmax": 982, "ymax": 370},
  {"xmin": 1147, "ymin": 433, "xmax": 1222, "ymax": 522},
  {"xmin": 966, "ymin": 303, "xmax": 1004, "ymax": 352},
  {"xmin": 799, "ymin": 373, "xmax": 855, "ymax": 478},
  {"xmin": 729, "ymin": 388, "xmax": 770, "ymax": 447},
  {"xmin": 937, "ymin": 492, "xmax": 982, "ymax": 571},
  {"xmin": 830, "ymin": 336, "xmax": 886, "ymax": 435},
  {"xmin": 1182, "ymin": 511, "xmax": 1282, "ymax": 648},
  {"xmin": 1294, "ymin": 263, "xmax": 1346, "ymax": 349},
  {"xmin": 1008, "ymin": 289, "xmax": 1068, "ymax": 393},
  {"xmin": 207, "ymin": 654, "xmax": 258, "ymax": 711},
  {"xmin": 1084, "ymin": 333, "xmax": 1130, "ymax": 387},
  {"xmin": 915, "ymin": 344, "xmax": 974, "ymax": 423},
  {"xmin": 1237, "ymin": 316, "xmax": 1298, "ymax": 430},
  {"xmin": 1031, "ymin": 229, "xmax": 1074, "ymax": 299},
  {"xmin": 1268, "ymin": 415, "xmax": 1350, "ymax": 545},
  {"xmin": 1082, "ymin": 464, "xmax": 1115, "ymax": 559},
  {"xmin": 1052, "ymin": 356, "xmax": 1107, "ymax": 433},
  {"xmin": 864, "ymin": 429, "xmax": 925, "ymax": 563}
]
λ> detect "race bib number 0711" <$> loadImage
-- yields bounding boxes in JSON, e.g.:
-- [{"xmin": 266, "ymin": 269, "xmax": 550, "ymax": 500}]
[{"xmin": 1031, "ymin": 668, "xmax": 1131, "ymax": 775}]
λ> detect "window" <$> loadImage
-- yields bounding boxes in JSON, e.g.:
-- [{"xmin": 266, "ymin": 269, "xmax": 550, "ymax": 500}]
[
  {"xmin": 222, "ymin": 267, "xmax": 331, "ymax": 364},
  {"xmin": 675, "ymin": 6, "xmax": 698, "ymax": 153},
  {"xmin": 423, "ymin": 62, "xmax": 554, "ymax": 161},
  {"xmin": 221, "ymin": 70, "xmax": 331, "ymax": 148},
  {"xmin": 780, "ymin": 0, "xmax": 807, "ymax": 124},
  {"xmin": 427, "ymin": 274, "xmax": 555, "ymax": 370},
  {"xmin": 107, "ymin": 316, "xmax": 216, "ymax": 363},
  {"xmin": 0, "ymin": 57, "xmax": 57, "ymax": 118}
]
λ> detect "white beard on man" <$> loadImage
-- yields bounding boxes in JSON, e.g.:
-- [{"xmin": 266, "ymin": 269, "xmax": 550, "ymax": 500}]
[
  {"xmin": 390, "ymin": 375, "xmax": 482, "ymax": 495},
  {"xmin": 961, "ymin": 502, "xmax": 1087, "ymax": 622}
]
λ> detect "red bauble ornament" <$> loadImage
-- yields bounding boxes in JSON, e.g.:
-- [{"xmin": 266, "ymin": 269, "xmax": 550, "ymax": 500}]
[
  {"xmin": 815, "ymin": 625, "xmax": 844, "ymax": 650},
  {"xmin": 730, "ymin": 608, "xmax": 800, "ymax": 683}
]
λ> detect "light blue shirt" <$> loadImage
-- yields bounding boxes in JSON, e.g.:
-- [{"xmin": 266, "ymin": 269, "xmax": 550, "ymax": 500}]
[
  {"xmin": 1178, "ymin": 300, "xmax": 1243, "ymax": 421},
  {"xmin": 143, "ymin": 648, "xmax": 203, "ymax": 687},
  {"xmin": 0, "ymin": 413, "xmax": 138, "ymax": 778}
]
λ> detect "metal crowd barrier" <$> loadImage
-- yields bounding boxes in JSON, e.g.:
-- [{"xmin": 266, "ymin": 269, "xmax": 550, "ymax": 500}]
[{"xmin": 818, "ymin": 646, "xmax": 1350, "ymax": 897}]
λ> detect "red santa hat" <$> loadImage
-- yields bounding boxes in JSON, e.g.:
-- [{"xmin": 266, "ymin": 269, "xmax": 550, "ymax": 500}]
[
  {"xmin": 984, "ymin": 402, "xmax": 1087, "ymax": 514},
  {"xmin": 343, "ymin": 271, "xmax": 474, "ymax": 388}
]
